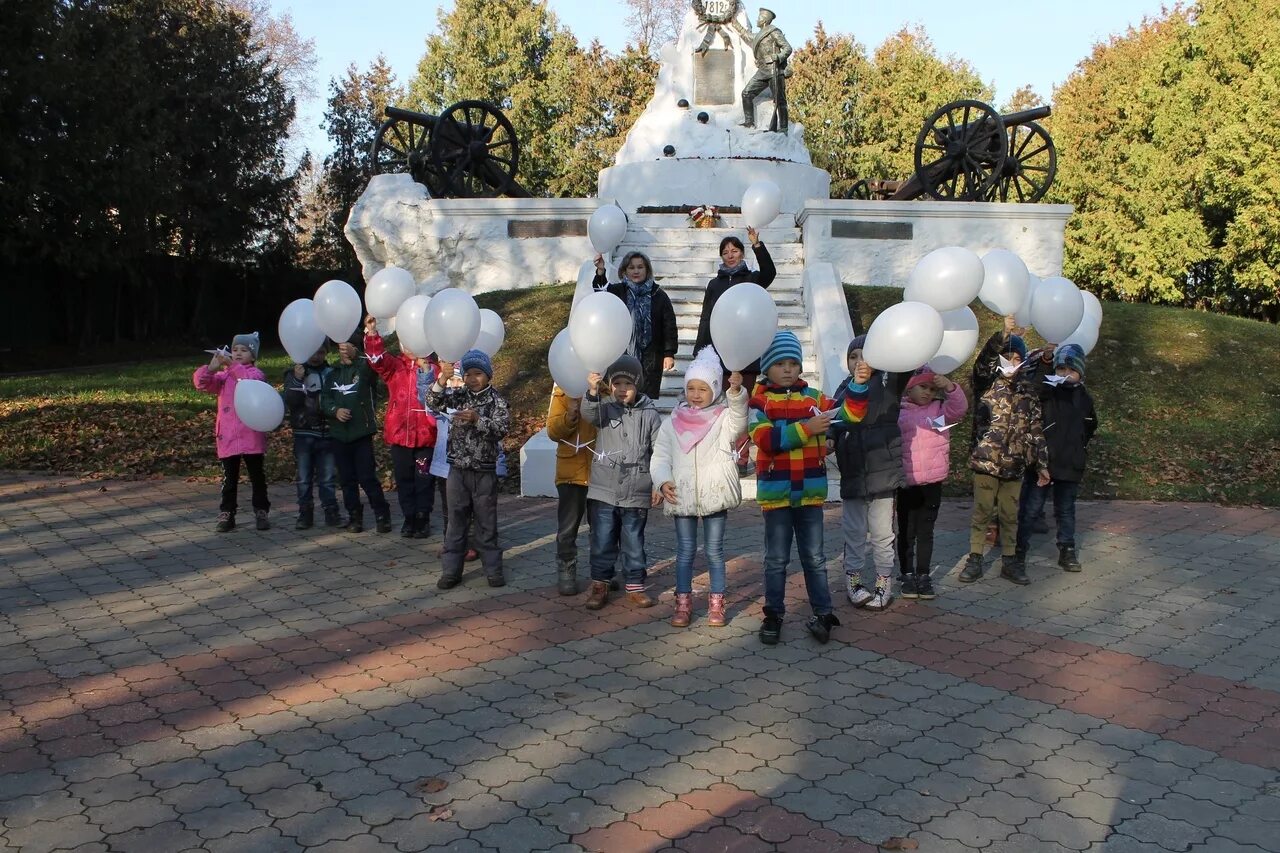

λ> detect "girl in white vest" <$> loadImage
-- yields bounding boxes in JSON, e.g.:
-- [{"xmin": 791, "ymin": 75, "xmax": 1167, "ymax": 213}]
[{"xmin": 650, "ymin": 347, "xmax": 748, "ymax": 628}]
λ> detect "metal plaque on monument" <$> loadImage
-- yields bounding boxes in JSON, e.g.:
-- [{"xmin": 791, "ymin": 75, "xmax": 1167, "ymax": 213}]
[{"xmin": 694, "ymin": 50, "xmax": 735, "ymax": 106}]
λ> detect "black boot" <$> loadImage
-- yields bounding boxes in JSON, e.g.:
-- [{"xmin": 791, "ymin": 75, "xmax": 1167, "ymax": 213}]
[
  {"xmin": 959, "ymin": 553, "xmax": 984, "ymax": 583},
  {"xmin": 375, "ymin": 512, "xmax": 392, "ymax": 534},
  {"xmin": 1058, "ymin": 546, "xmax": 1082, "ymax": 572},
  {"xmin": 759, "ymin": 608, "xmax": 782, "ymax": 645},
  {"xmin": 215, "ymin": 511, "xmax": 235, "ymax": 533},
  {"xmin": 413, "ymin": 512, "xmax": 431, "ymax": 539},
  {"xmin": 1001, "ymin": 554, "xmax": 1030, "ymax": 585},
  {"xmin": 295, "ymin": 508, "xmax": 314, "ymax": 531},
  {"xmin": 345, "ymin": 506, "xmax": 364, "ymax": 533},
  {"xmin": 557, "ymin": 559, "xmax": 579, "ymax": 596},
  {"xmin": 900, "ymin": 574, "xmax": 919, "ymax": 599},
  {"xmin": 400, "ymin": 516, "xmax": 415, "ymax": 538},
  {"xmin": 806, "ymin": 613, "xmax": 840, "ymax": 645},
  {"xmin": 916, "ymin": 572, "xmax": 936, "ymax": 600},
  {"xmin": 323, "ymin": 505, "xmax": 341, "ymax": 527}
]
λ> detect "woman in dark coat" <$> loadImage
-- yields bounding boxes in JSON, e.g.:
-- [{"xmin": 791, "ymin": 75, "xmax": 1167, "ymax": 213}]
[
  {"xmin": 592, "ymin": 251, "xmax": 678, "ymax": 400},
  {"xmin": 692, "ymin": 226, "xmax": 777, "ymax": 394}
]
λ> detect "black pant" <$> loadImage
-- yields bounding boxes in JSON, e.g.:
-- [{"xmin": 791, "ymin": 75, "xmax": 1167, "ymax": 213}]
[
  {"xmin": 333, "ymin": 435, "xmax": 390, "ymax": 516},
  {"xmin": 389, "ymin": 445, "xmax": 435, "ymax": 520},
  {"xmin": 896, "ymin": 483, "xmax": 942, "ymax": 576},
  {"xmin": 443, "ymin": 469, "xmax": 500, "ymax": 577},
  {"xmin": 436, "ymin": 474, "xmax": 449, "ymax": 534},
  {"xmin": 556, "ymin": 483, "xmax": 588, "ymax": 564},
  {"xmin": 220, "ymin": 454, "xmax": 269, "ymax": 514}
]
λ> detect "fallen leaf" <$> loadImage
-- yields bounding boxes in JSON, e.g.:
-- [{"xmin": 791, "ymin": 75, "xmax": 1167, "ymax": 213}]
[
  {"xmin": 881, "ymin": 838, "xmax": 918, "ymax": 851},
  {"xmin": 417, "ymin": 778, "xmax": 448, "ymax": 794},
  {"xmin": 428, "ymin": 807, "xmax": 454, "ymax": 822}
]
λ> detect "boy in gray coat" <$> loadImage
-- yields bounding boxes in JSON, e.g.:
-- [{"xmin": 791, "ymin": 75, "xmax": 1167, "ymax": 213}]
[{"xmin": 581, "ymin": 355, "xmax": 663, "ymax": 611}]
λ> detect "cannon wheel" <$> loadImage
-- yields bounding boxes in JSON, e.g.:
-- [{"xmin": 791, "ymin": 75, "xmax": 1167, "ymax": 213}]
[
  {"xmin": 989, "ymin": 121, "xmax": 1056, "ymax": 203},
  {"xmin": 370, "ymin": 116, "xmax": 443, "ymax": 191},
  {"xmin": 430, "ymin": 100, "xmax": 520, "ymax": 198},
  {"xmin": 914, "ymin": 99, "xmax": 1006, "ymax": 201}
]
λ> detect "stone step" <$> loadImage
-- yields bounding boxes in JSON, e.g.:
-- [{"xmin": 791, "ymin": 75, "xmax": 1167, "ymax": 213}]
[
  {"xmin": 615, "ymin": 242, "xmax": 806, "ymax": 265},
  {"xmin": 660, "ymin": 277, "xmax": 804, "ymax": 297},
  {"xmin": 675, "ymin": 326, "xmax": 811, "ymax": 346},
  {"xmin": 671, "ymin": 300, "xmax": 807, "ymax": 320}
]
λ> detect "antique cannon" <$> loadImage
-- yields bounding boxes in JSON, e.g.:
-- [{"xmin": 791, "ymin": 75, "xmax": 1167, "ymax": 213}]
[
  {"xmin": 370, "ymin": 101, "xmax": 530, "ymax": 199},
  {"xmin": 851, "ymin": 99, "xmax": 1056, "ymax": 203}
]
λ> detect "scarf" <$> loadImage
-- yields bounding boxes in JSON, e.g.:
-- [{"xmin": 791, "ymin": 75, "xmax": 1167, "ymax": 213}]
[
  {"xmin": 718, "ymin": 261, "xmax": 749, "ymax": 277},
  {"xmin": 625, "ymin": 277, "xmax": 656, "ymax": 357},
  {"xmin": 671, "ymin": 401, "xmax": 725, "ymax": 453}
]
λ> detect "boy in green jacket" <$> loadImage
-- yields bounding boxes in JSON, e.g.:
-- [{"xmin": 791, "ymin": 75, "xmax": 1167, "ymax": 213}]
[{"xmin": 322, "ymin": 336, "xmax": 392, "ymax": 533}]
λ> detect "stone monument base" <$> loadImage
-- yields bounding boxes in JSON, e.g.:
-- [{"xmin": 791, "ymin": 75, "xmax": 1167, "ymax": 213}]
[{"xmin": 597, "ymin": 158, "xmax": 829, "ymax": 215}]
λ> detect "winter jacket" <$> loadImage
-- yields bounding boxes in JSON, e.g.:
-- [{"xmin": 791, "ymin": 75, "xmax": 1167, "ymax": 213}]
[
  {"xmin": 693, "ymin": 242, "xmax": 777, "ymax": 374},
  {"xmin": 748, "ymin": 379, "xmax": 869, "ymax": 510},
  {"xmin": 580, "ymin": 391, "xmax": 663, "ymax": 508},
  {"xmin": 546, "ymin": 385, "xmax": 599, "ymax": 487},
  {"xmin": 830, "ymin": 369, "xmax": 911, "ymax": 499},
  {"xmin": 650, "ymin": 387, "xmax": 749, "ymax": 517},
  {"xmin": 1039, "ymin": 382, "xmax": 1098, "ymax": 483},
  {"xmin": 899, "ymin": 383, "xmax": 969, "ymax": 486},
  {"xmin": 592, "ymin": 273, "xmax": 679, "ymax": 400},
  {"xmin": 970, "ymin": 372, "xmax": 1049, "ymax": 480},
  {"xmin": 423, "ymin": 383, "xmax": 510, "ymax": 472},
  {"xmin": 364, "ymin": 333, "xmax": 438, "ymax": 449},
  {"xmin": 321, "ymin": 359, "xmax": 380, "ymax": 443},
  {"xmin": 282, "ymin": 362, "xmax": 331, "ymax": 436},
  {"xmin": 193, "ymin": 363, "xmax": 269, "ymax": 459}
]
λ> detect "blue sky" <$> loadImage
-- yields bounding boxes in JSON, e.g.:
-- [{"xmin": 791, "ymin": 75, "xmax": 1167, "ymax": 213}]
[{"xmin": 270, "ymin": 0, "xmax": 1170, "ymax": 160}]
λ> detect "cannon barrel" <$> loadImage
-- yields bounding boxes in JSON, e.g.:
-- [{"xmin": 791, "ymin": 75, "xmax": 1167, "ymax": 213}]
[
  {"xmin": 999, "ymin": 105, "xmax": 1051, "ymax": 126},
  {"xmin": 384, "ymin": 105, "xmax": 438, "ymax": 127}
]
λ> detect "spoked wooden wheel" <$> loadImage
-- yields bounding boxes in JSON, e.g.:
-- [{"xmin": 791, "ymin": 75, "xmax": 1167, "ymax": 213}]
[
  {"xmin": 989, "ymin": 121, "xmax": 1057, "ymax": 202},
  {"xmin": 430, "ymin": 100, "xmax": 521, "ymax": 198},
  {"xmin": 371, "ymin": 117, "xmax": 435, "ymax": 183},
  {"xmin": 914, "ymin": 99, "xmax": 1006, "ymax": 201}
]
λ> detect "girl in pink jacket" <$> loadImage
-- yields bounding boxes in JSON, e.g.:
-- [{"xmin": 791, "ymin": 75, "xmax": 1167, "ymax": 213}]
[
  {"xmin": 896, "ymin": 371, "xmax": 967, "ymax": 599},
  {"xmin": 193, "ymin": 332, "xmax": 270, "ymax": 533}
]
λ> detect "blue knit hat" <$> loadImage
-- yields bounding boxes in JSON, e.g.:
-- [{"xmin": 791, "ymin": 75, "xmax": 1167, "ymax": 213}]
[
  {"xmin": 760, "ymin": 330, "xmax": 803, "ymax": 373},
  {"xmin": 232, "ymin": 331, "xmax": 260, "ymax": 360},
  {"xmin": 1055, "ymin": 343, "xmax": 1086, "ymax": 379},
  {"xmin": 460, "ymin": 348, "xmax": 493, "ymax": 379},
  {"xmin": 847, "ymin": 334, "xmax": 867, "ymax": 357},
  {"xmin": 1000, "ymin": 335, "xmax": 1027, "ymax": 360}
]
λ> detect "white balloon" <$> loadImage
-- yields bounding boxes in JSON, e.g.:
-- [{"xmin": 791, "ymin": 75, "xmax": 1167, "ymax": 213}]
[
  {"xmin": 365, "ymin": 266, "xmax": 416, "ymax": 320},
  {"xmin": 233, "ymin": 379, "xmax": 285, "ymax": 432},
  {"xmin": 710, "ymin": 282, "xmax": 778, "ymax": 371},
  {"xmin": 1081, "ymin": 289, "xmax": 1103, "ymax": 325},
  {"xmin": 313, "ymin": 279, "xmax": 362, "ymax": 343},
  {"xmin": 979, "ymin": 249, "xmax": 1031, "ymax": 316},
  {"xmin": 549, "ymin": 329, "xmax": 588, "ymax": 398},
  {"xmin": 474, "ymin": 309, "xmax": 506, "ymax": 356},
  {"xmin": 394, "ymin": 294, "xmax": 432, "ymax": 356},
  {"xmin": 574, "ymin": 259, "xmax": 600, "ymax": 308},
  {"xmin": 424, "ymin": 288, "xmax": 481, "ymax": 361},
  {"xmin": 903, "ymin": 247, "xmax": 985, "ymax": 312},
  {"xmin": 1060, "ymin": 315, "xmax": 1101, "ymax": 355},
  {"xmin": 588, "ymin": 204, "xmax": 628, "ymax": 254},
  {"xmin": 1031, "ymin": 276, "xmax": 1086, "ymax": 344},
  {"xmin": 1014, "ymin": 271, "xmax": 1040, "ymax": 329},
  {"xmin": 278, "ymin": 299, "xmax": 327, "ymax": 364},
  {"xmin": 863, "ymin": 301, "xmax": 945, "ymax": 374},
  {"xmin": 741, "ymin": 180, "xmax": 783, "ymax": 229},
  {"xmin": 927, "ymin": 307, "xmax": 980, "ymax": 375},
  {"xmin": 569, "ymin": 291, "xmax": 633, "ymax": 372}
]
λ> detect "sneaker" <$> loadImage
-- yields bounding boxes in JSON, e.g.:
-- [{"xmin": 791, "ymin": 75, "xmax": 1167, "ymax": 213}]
[
  {"xmin": 1058, "ymin": 546, "xmax": 1082, "ymax": 573},
  {"xmin": 900, "ymin": 575, "xmax": 919, "ymax": 599},
  {"xmin": 806, "ymin": 613, "xmax": 840, "ymax": 644},
  {"xmin": 254, "ymin": 509, "xmax": 270, "ymax": 531},
  {"xmin": 846, "ymin": 574, "xmax": 873, "ymax": 608},
  {"xmin": 864, "ymin": 577, "xmax": 893, "ymax": 612},
  {"xmin": 916, "ymin": 574, "xmax": 937, "ymax": 600},
  {"xmin": 215, "ymin": 511, "xmax": 235, "ymax": 533},
  {"xmin": 1000, "ymin": 555, "xmax": 1030, "ymax": 585},
  {"xmin": 759, "ymin": 610, "xmax": 782, "ymax": 645},
  {"xmin": 959, "ymin": 554, "xmax": 984, "ymax": 583}
]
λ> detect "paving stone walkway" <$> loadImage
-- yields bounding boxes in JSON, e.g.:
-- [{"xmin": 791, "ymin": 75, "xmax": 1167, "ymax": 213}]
[{"xmin": 1, "ymin": 472, "xmax": 1278, "ymax": 852}]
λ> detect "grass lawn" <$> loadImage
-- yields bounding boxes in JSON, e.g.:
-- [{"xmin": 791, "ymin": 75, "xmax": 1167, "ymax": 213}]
[{"xmin": 3, "ymin": 283, "xmax": 1278, "ymax": 505}]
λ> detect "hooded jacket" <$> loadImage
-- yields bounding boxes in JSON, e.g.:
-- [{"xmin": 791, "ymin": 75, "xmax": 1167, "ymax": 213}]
[
  {"xmin": 970, "ymin": 372, "xmax": 1049, "ymax": 480},
  {"xmin": 580, "ymin": 390, "xmax": 663, "ymax": 508},
  {"xmin": 830, "ymin": 369, "xmax": 911, "ymax": 499},
  {"xmin": 546, "ymin": 385, "xmax": 599, "ymax": 487},
  {"xmin": 899, "ymin": 383, "xmax": 969, "ymax": 487},
  {"xmin": 650, "ymin": 387, "xmax": 749, "ymax": 517},
  {"xmin": 363, "ymin": 332, "xmax": 438, "ymax": 449},
  {"xmin": 321, "ymin": 359, "xmax": 380, "ymax": 443},
  {"xmin": 193, "ymin": 362, "xmax": 269, "ymax": 458}
]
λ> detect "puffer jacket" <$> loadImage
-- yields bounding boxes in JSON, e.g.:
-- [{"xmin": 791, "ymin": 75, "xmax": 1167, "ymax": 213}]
[
  {"xmin": 899, "ymin": 383, "xmax": 968, "ymax": 486},
  {"xmin": 282, "ymin": 362, "xmax": 331, "ymax": 436},
  {"xmin": 422, "ymin": 383, "xmax": 510, "ymax": 472},
  {"xmin": 580, "ymin": 391, "xmax": 663, "ymax": 508},
  {"xmin": 650, "ymin": 387, "xmax": 748, "ymax": 517},
  {"xmin": 831, "ymin": 369, "xmax": 911, "ymax": 499},
  {"xmin": 193, "ymin": 363, "xmax": 269, "ymax": 459},
  {"xmin": 321, "ymin": 359, "xmax": 379, "ymax": 443},
  {"xmin": 970, "ymin": 372, "xmax": 1049, "ymax": 480},
  {"xmin": 546, "ymin": 385, "xmax": 598, "ymax": 487},
  {"xmin": 364, "ymin": 333, "xmax": 438, "ymax": 449}
]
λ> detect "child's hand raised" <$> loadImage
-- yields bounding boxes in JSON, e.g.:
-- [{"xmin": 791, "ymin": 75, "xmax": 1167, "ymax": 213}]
[
  {"xmin": 587, "ymin": 371, "xmax": 603, "ymax": 390},
  {"xmin": 728, "ymin": 372, "xmax": 743, "ymax": 391},
  {"xmin": 437, "ymin": 361, "xmax": 455, "ymax": 381},
  {"xmin": 853, "ymin": 361, "xmax": 872, "ymax": 384},
  {"xmin": 593, "ymin": 254, "xmax": 605, "ymax": 273}
]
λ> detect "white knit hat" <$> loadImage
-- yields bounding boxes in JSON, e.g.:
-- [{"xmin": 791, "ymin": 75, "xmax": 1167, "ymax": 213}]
[{"xmin": 685, "ymin": 346, "xmax": 724, "ymax": 401}]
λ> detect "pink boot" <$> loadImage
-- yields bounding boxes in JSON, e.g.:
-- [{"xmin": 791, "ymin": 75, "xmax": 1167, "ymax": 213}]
[
  {"xmin": 671, "ymin": 593, "xmax": 692, "ymax": 627},
  {"xmin": 707, "ymin": 594, "xmax": 727, "ymax": 627}
]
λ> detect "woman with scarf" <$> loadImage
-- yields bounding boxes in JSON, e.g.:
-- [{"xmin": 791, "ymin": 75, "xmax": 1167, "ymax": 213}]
[{"xmin": 592, "ymin": 251, "xmax": 678, "ymax": 400}]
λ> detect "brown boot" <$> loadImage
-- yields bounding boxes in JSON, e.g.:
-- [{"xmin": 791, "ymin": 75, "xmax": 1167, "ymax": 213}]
[
  {"xmin": 627, "ymin": 590, "xmax": 655, "ymax": 608},
  {"xmin": 585, "ymin": 580, "xmax": 609, "ymax": 610},
  {"xmin": 671, "ymin": 593, "xmax": 692, "ymax": 627},
  {"xmin": 707, "ymin": 593, "xmax": 727, "ymax": 627}
]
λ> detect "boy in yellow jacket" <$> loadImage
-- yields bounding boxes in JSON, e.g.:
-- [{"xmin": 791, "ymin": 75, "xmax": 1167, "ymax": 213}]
[{"xmin": 546, "ymin": 384, "xmax": 598, "ymax": 595}]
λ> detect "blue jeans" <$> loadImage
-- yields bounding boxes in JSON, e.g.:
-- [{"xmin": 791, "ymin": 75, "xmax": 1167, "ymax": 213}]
[
  {"xmin": 588, "ymin": 500, "xmax": 649, "ymax": 588},
  {"xmin": 763, "ymin": 505, "xmax": 832, "ymax": 616},
  {"xmin": 1017, "ymin": 472, "xmax": 1080, "ymax": 552},
  {"xmin": 293, "ymin": 434, "xmax": 337, "ymax": 512},
  {"xmin": 673, "ymin": 512, "xmax": 727, "ymax": 595}
]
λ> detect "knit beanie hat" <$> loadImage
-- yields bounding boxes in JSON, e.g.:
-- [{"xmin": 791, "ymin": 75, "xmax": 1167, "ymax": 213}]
[
  {"xmin": 605, "ymin": 354, "xmax": 643, "ymax": 387},
  {"xmin": 1000, "ymin": 335, "xmax": 1027, "ymax": 360},
  {"xmin": 905, "ymin": 371, "xmax": 936, "ymax": 393},
  {"xmin": 460, "ymin": 348, "xmax": 493, "ymax": 379},
  {"xmin": 1055, "ymin": 343, "xmax": 1086, "ymax": 379},
  {"xmin": 685, "ymin": 347, "xmax": 723, "ymax": 400},
  {"xmin": 232, "ymin": 331, "xmax": 260, "ymax": 360},
  {"xmin": 760, "ymin": 330, "xmax": 803, "ymax": 373},
  {"xmin": 847, "ymin": 334, "xmax": 867, "ymax": 357}
]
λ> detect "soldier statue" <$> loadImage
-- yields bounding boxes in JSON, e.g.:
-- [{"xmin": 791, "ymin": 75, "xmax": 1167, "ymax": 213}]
[{"xmin": 739, "ymin": 7, "xmax": 792, "ymax": 132}]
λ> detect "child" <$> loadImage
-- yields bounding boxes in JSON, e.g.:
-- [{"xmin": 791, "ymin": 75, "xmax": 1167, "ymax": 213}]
[
  {"xmin": 193, "ymin": 332, "xmax": 269, "ymax": 532},
  {"xmin": 830, "ymin": 335, "xmax": 911, "ymax": 612},
  {"xmin": 424, "ymin": 374, "xmax": 481, "ymax": 563},
  {"xmin": 962, "ymin": 332, "xmax": 1049, "ymax": 585},
  {"xmin": 424, "ymin": 349, "xmax": 511, "ymax": 588},
  {"xmin": 363, "ymin": 316, "xmax": 439, "ymax": 539},
  {"xmin": 650, "ymin": 347, "xmax": 747, "ymax": 627},
  {"xmin": 592, "ymin": 252, "xmax": 679, "ymax": 401},
  {"xmin": 580, "ymin": 355, "xmax": 663, "ymax": 610},
  {"xmin": 546, "ymin": 382, "xmax": 600, "ymax": 595},
  {"xmin": 282, "ymin": 344, "xmax": 340, "ymax": 530},
  {"xmin": 897, "ymin": 371, "xmax": 968, "ymax": 599},
  {"xmin": 1015, "ymin": 343, "xmax": 1098, "ymax": 573},
  {"xmin": 750, "ymin": 331, "xmax": 870, "ymax": 645},
  {"xmin": 322, "ymin": 334, "xmax": 393, "ymax": 534}
]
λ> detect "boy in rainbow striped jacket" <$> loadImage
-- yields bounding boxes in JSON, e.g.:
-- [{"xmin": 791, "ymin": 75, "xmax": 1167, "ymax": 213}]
[{"xmin": 748, "ymin": 331, "xmax": 870, "ymax": 646}]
